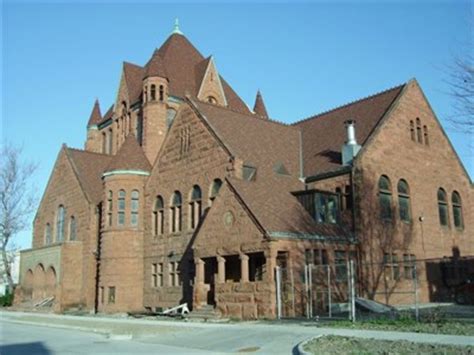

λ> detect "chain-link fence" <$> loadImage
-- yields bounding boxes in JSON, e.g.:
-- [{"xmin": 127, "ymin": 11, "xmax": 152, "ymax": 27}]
[{"xmin": 275, "ymin": 256, "xmax": 474, "ymax": 322}]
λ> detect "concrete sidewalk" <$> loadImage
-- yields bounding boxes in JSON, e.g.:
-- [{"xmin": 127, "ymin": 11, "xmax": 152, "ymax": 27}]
[{"xmin": 1, "ymin": 310, "xmax": 473, "ymax": 354}]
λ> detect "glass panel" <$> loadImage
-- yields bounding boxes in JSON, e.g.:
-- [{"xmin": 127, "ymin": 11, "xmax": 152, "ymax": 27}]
[
  {"xmin": 379, "ymin": 176, "xmax": 390, "ymax": 191},
  {"xmin": 399, "ymin": 196, "xmax": 411, "ymax": 222},
  {"xmin": 439, "ymin": 204, "xmax": 448, "ymax": 226},
  {"xmin": 191, "ymin": 186, "xmax": 202, "ymax": 201},
  {"xmin": 397, "ymin": 180, "xmax": 409, "ymax": 194},
  {"xmin": 379, "ymin": 193, "xmax": 392, "ymax": 219},
  {"xmin": 453, "ymin": 206, "xmax": 463, "ymax": 228},
  {"xmin": 131, "ymin": 213, "xmax": 138, "ymax": 226},
  {"xmin": 437, "ymin": 188, "xmax": 446, "ymax": 202},
  {"xmin": 118, "ymin": 212, "xmax": 125, "ymax": 226}
]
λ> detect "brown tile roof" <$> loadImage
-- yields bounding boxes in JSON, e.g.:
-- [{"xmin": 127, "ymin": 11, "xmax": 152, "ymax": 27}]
[
  {"xmin": 194, "ymin": 56, "xmax": 212, "ymax": 91},
  {"xmin": 192, "ymin": 100, "xmax": 300, "ymax": 178},
  {"xmin": 144, "ymin": 50, "xmax": 168, "ymax": 79},
  {"xmin": 87, "ymin": 99, "xmax": 102, "ymax": 127},
  {"xmin": 227, "ymin": 177, "xmax": 351, "ymax": 239},
  {"xmin": 102, "ymin": 105, "xmax": 114, "ymax": 122},
  {"xmin": 123, "ymin": 62, "xmax": 145, "ymax": 105},
  {"xmin": 66, "ymin": 148, "xmax": 112, "ymax": 204},
  {"xmin": 294, "ymin": 84, "xmax": 405, "ymax": 177},
  {"xmin": 105, "ymin": 134, "xmax": 151, "ymax": 173},
  {"xmin": 253, "ymin": 90, "xmax": 268, "ymax": 118}
]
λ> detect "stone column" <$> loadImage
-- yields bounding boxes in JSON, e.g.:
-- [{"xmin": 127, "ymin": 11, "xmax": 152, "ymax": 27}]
[
  {"xmin": 195, "ymin": 258, "xmax": 205, "ymax": 284},
  {"xmin": 217, "ymin": 256, "xmax": 226, "ymax": 284},
  {"xmin": 265, "ymin": 249, "xmax": 278, "ymax": 282},
  {"xmin": 240, "ymin": 254, "xmax": 249, "ymax": 283}
]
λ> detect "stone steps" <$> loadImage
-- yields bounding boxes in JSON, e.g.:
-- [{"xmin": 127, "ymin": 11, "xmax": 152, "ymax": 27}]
[{"xmin": 187, "ymin": 305, "xmax": 221, "ymax": 321}]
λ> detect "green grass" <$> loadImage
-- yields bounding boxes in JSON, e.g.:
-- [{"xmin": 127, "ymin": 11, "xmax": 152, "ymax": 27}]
[
  {"xmin": 303, "ymin": 335, "xmax": 473, "ymax": 355},
  {"xmin": 324, "ymin": 315, "xmax": 474, "ymax": 336}
]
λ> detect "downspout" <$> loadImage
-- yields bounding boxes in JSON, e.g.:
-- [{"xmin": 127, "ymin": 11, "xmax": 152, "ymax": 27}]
[{"xmin": 94, "ymin": 203, "xmax": 102, "ymax": 313}]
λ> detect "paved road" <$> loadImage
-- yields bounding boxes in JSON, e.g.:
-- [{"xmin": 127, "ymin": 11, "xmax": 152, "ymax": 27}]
[
  {"xmin": 0, "ymin": 321, "xmax": 219, "ymax": 355},
  {"xmin": 1, "ymin": 311, "xmax": 473, "ymax": 354}
]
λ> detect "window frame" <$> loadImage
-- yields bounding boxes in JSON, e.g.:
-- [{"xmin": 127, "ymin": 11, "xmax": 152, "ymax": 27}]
[
  {"xmin": 378, "ymin": 175, "xmax": 393, "ymax": 221},
  {"xmin": 437, "ymin": 188, "xmax": 449, "ymax": 227},
  {"xmin": 117, "ymin": 190, "xmax": 126, "ymax": 227},
  {"xmin": 397, "ymin": 179, "xmax": 411, "ymax": 223},
  {"xmin": 452, "ymin": 191, "xmax": 463, "ymax": 230}
]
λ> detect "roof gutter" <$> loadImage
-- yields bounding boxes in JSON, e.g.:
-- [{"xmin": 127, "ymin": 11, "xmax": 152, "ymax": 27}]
[{"xmin": 303, "ymin": 166, "xmax": 352, "ymax": 184}]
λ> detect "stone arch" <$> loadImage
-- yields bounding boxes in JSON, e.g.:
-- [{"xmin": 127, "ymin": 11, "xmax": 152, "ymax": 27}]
[
  {"xmin": 32, "ymin": 264, "xmax": 46, "ymax": 302},
  {"xmin": 45, "ymin": 266, "xmax": 57, "ymax": 299},
  {"xmin": 24, "ymin": 269, "xmax": 34, "ymax": 300}
]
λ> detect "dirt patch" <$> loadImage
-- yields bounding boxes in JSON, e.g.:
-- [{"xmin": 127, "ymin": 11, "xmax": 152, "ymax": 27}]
[{"xmin": 303, "ymin": 335, "xmax": 473, "ymax": 355}]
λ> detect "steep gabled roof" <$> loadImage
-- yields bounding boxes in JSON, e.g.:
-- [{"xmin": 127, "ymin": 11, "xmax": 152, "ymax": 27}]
[
  {"xmin": 227, "ymin": 177, "xmax": 351, "ymax": 240},
  {"xmin": 253, "ymin": 90, "xmax": 269, "ymax": 119},
  {"xmin": 87, "ymin": 99, "xmax": 102, "ymax": 127},
  {"xmin": 66, "ymin": 148, "xmax": 113, "ymax": 204},
  {"xmin": 105, "ymin": 134, "xmax": 151, "ymax": 173},
  {"xmin": 194, "ymin": 56, "xmax": 212, "ymax": 90},
  {"xmin": 123, "ymin": 62, "xmax": 145, "ymax": 104},
  {"xmin": 191, "ymin": 100, "xmax": 300, "ymax": 178},
  {"xmin": 294, "ymin": 84, "xmax": 405, "ymax": 177}
]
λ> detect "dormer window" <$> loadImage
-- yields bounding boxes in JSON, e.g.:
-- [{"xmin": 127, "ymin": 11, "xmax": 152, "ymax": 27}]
[
  {"xmin": 207, "ymin": 96, "xmax": 217, "ymax": 104},
  {"xmin": 294, "ymin": 190, "xmax": 340, "ymax": 224},
  {"xmin": 150, "ymin": 85, "xmax": 156, "ymax": 101}
]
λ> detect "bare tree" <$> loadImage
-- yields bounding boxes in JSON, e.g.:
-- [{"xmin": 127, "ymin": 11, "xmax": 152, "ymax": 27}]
[
  {"xmin": 0, "ymin": 144, "xmax": 37, "ymax": 292},
  {"xmin": 446, "ymin": 54, "xmax": 474, "ymax": 134}
]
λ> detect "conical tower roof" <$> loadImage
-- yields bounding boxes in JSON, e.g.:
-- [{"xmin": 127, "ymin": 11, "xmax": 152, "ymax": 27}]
[
  {"xmin": 87, "ymin": 99, "xmax": 102, "ymax": 127},
  {"xmin": 105, "ymin": 134, "xmax": 151, "ymax": 173},
  {"xmin": 253, "ymin": 90, "xmax": 268, "ymax": 119}
]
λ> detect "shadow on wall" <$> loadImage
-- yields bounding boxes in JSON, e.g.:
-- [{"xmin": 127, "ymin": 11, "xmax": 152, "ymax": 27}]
[{"xmin": 0, "ymin": 342, "xmax": 51, "ymax": 355}]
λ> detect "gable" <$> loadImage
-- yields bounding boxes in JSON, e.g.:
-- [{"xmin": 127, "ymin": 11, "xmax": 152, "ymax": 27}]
[
  {"xmin": 196, "ymin": 57, "xmax": 228, "ymax": 107},
  {"xmin": 193, "ymin": 182, "xmax": 266, "ymax": 258},
  {"xmin": 115, "ymin": 69, "xmax": 130, "ymax": 110},
  {"xmin": 147, "ymin": 103, "xmax": 232, "ymax": 187},
  {"xmin": 33, "ymin": 148, "xmax": 90, "ymax": 248}
]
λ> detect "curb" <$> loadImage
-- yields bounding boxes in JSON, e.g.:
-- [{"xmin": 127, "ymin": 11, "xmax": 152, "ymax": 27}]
[{"xmin": 297, "ymin": 334, "xmax": 323, "ymax": 355}]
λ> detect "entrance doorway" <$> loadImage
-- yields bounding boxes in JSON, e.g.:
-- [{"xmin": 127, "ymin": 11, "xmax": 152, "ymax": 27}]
[{"xmin": 203, "ymin": 257, "xmax": 217, "ymax": 305}]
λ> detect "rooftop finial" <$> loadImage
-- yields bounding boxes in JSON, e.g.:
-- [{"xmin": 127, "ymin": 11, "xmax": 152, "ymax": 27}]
[{"xmin": 172, "ymin": 18, "xmax": 183, "ymax": 35}]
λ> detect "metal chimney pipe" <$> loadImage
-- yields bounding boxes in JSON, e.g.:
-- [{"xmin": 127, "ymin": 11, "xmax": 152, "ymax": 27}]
[{"xmin": 345, "ymin": 120, "xmax": 357, "ymax": 145}]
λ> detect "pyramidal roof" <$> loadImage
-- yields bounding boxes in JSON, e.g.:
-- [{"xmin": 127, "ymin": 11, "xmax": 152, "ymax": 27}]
[
  {"xmin": 105, "ymin": 135, "xmax": 151, "ymax": 173},
  {"xmin": 253, "ymin": 90, "xmax": 268, "ymax": 118},
  {"xmin": 144, "ymin": 50, "xmax": 168, "ymax": 79},
  {"xmin": 87, "ymin": 99, "xmax": 102, "ymax": 127}
]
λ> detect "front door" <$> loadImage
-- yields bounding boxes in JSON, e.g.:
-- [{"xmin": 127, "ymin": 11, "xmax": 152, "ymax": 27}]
[{"xmin": 203, "ymin": 257, "xmax": 217, "ymax": 305}]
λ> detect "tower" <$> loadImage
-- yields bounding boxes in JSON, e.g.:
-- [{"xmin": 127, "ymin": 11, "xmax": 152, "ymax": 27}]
[
  {"xmin": 142, "ymin": 50, "xmax": 169, "ymax": 163},
  {"xmin": 99, "ymin": 135, "xmax": 151, "ymax": 312},
  {"xmin": 85, "ymin": 99, "xmax": 103, "ymax": 153}
]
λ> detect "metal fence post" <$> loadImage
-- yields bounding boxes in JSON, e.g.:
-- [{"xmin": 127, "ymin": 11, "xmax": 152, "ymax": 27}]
[
  {"xmin": 304, "ymin": 264, "xmax": 309, "ymax": 319},
  {"xmin": 414, "ymin": 263, "xmax": 419, "ymax": 322},
  {"xmin": 309, "ymin": 264, "xmax": 313, "ymax": 319},
  {"xmin": 350, "ymin": 259, "xmax": 356, "ymax": 323},
  {"xmin": 275, "ymin": 266, "xmax": 282, "ymax": 319},
  {"xmin": 290, "ymin": 266, "xmax": 296, "ymax": 318},
  {"xmin": 327, "ymin": 264, "xmax": 332, "ymax": 318}
]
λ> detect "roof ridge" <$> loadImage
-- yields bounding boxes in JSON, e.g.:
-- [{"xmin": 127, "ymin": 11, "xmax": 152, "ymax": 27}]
[
  {"xmin": 67, "ymin": 147, "xmax": 111, "ymax": 157},
  {"xmin": 292, "ymin": 83, "xmax": 406, "ymax": 126},
  {"xmin": 123, "ymin": 61, "xmax": 143, "ymax": 69},
  {"xmin": 196, "ymin": 99, "xmax": 295, "ymax": 129}
]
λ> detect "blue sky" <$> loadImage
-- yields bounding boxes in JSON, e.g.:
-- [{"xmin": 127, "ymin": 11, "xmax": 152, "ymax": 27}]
[{"xmin": 2, "ymin": 1, "xmax": 472, "ymax": 249}]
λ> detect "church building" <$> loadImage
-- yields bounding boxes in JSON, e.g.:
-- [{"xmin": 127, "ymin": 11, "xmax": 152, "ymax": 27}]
[{"xmin": 16, "ymin": 22, "xmax": 473, "ymax": 319}]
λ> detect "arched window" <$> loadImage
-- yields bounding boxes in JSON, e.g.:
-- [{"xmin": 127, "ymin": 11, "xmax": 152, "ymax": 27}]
[
  {"xmin": 190, "ymin": 185, "xmax": 202, "ymax": 229},
  {"xmin": 378, "ymin": 175, "xmax": 392, "ymax": 220},
  {"xmin": 118, "ymin": 190, "xmax": 126, "ymax": 226},
  {"xmin": 107, "ymin": 190, "xmax": 113, "ymax": 227},
  {"xmin": 397, "ymin": 179, "xmax": 411, "ymax": 222},
  {"xmin": 45, "ymin": 223, "xmax": 52, "ymax": 245},
  {"xmin": 102, "ymin": 132, "xmax": 107, "ymax": 153},
  {"xmin": 452, "ymin": 191, "xmax": 463, "ymax": 229},
  {"xmin": 171, "ymin": 191, "xmax": 182, "ymax": 233},
  {"xmin": 159, "ymin": 85, "xmax": 164, "ymax": 101},
  {"xmin": 416, "ymin": 118, "xmax": 422, "ymax": 143},
  {"xmin": 207, "ymin": 96, "xmax": 217, "ymax": 104},
  {"xmin": 438, "ymin": 188, "xmax": 449, "ymax": 226},
  {"xmin": 144, "ymin": 86, "xmax": 148, "ymax": 103},
  {"xmin": 69, "ymin": 216, "xmax": 77, "ymax": 241},
  {"xmin": 150, "ymin": 84, "xmax": 156, "ymax": 101},
  {"xmin": 410, "ymin": 120, "xmax": 415, "ymax": 141},
  {"xmin": 423, "ymin": 125, "xmax": 429, "ymax": 146},
  {"xmin": 209, "ymin": 179, "xmax": 223, "ymax": 205},
  {"xmin": 153, "ymin": 196, "xmax": 164, "ymax": 236},
  {"xmin": 56, "ymin": 205, "xmax": 65, "ymax": 242},
  {"xmin": 108, "ymin": 128, "xmax": 113, "ymax": 154},
  {"xmin": 131, "ymin": 190, "xmax": 139, "ymax": 226}
]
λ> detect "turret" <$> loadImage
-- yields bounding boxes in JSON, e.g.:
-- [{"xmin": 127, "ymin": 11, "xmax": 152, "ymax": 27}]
[
  {"xmin": 253, "ymin": 90, "xmax": 268, "ymax": 119},
  {"xmin": 142, "ymin": 50, "xmax": 169, "ymax": 163},
  {"xmin": 85, "ymin": 99, "xmax": 103, "ymax": 153},
  {"xmin": 99, "ymin": 134, "xmax": 151, "ymax": 313}
]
